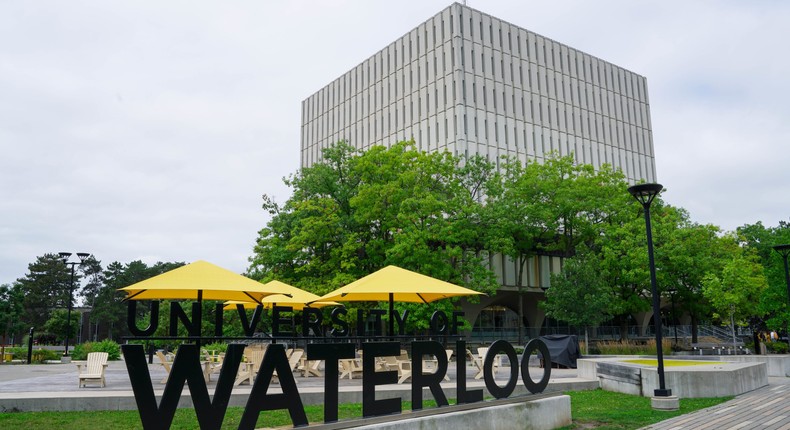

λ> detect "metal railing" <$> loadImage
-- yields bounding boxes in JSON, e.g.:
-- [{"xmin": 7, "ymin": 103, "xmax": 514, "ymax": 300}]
[{"xmin": 469, "ymin": 324, "xmax": 749, "ymax": 344}]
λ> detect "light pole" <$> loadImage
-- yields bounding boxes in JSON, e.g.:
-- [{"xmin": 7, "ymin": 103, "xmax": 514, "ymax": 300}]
[
  {"xmin": 628, "ymin": 183, "xmax": 671, "ymax": 398},
  {"xmin": 772, "ymin": 244, "xmax": 790, "ymax": 341},
  {"xmin": 58, "ymin": 252, "xmax": 90, "ymax": 357}
]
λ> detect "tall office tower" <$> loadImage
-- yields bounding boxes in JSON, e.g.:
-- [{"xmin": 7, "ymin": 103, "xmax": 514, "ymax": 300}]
[
  {"xmin": 300, "ymin": 3, "xmax": 658, "ymax": 338},
  {"xmin": 301, "ymin": 2, "xmax": 656, "ymax": 184}
]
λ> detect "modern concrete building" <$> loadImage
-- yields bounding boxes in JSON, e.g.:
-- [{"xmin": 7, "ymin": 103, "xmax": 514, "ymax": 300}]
[{"xmin": 300, "ymin": 3, "xmax": 657, "ymax": 340}]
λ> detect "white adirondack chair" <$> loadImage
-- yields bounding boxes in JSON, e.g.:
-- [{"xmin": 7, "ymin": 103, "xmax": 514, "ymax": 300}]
[{"xmin": 76, "ymin": 352, "xmax": 109, "ymax": 388}]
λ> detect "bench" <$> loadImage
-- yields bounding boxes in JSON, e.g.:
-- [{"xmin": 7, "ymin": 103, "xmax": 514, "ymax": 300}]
[{"xmin": 692, "ymin": 343, "xmax": 743, "ymax": 355}]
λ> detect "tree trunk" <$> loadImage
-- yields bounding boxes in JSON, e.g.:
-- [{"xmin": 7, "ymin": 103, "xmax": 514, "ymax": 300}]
[
  {"xmin": 730, "ymin": 310, "xmax": 737, "ymax": 352},
  {"xmin": 619, "ymin": 317, "xmax": 628, "ymax": 341},
  {"xmin": 584, "ymin": 326, "xmax": 589, "ymax": 356},
  {"xmin": 517, "ymin": 286, "xmax": 524, "ymax": 343},
  {"xmin": 691, "ymin": 313, "xmax": 699, "ymax": 344},
  {"xmin": 517, "ymin": 255, "xmax": 525, "ymax": 344}
]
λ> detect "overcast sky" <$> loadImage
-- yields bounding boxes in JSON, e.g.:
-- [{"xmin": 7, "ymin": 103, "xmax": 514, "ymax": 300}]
[{"xmin": 2, "ymin": 1, "xmax": 788, "ymax": 284}]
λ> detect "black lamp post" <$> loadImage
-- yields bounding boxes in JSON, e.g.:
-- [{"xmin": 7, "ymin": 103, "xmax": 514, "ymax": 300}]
[
  {"xmin": 628, "ymin": 183, "xmax": 671, "ymax": 397},
  {"xmin": 58, "ymin": 252, "xmax": 90, "ymax": 357},
  {"xmin": 773, "ymin": 244, "xmax": 790, "ymax": 340}
]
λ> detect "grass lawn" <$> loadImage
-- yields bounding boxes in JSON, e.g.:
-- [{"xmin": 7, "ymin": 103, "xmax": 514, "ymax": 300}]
[
  {"xmin": 563, "ymin": 389, "xmax": 732, "ymax": 429},
  {"xmin": 0, "ymin": 390, "xmax": 731, "ymax": 429}
]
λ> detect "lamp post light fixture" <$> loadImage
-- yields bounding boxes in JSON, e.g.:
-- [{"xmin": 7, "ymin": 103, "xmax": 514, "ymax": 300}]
[
  {"xmin": 773, "ymin": 244, "xmax": 790, "ymax": 340},
  {"xmin": 58, "ymin": 252, "xmax": 90, "ymax": 357},
  {"xmin": 628, "ymin": 183, "xmax": 672, "ymax": 398}
]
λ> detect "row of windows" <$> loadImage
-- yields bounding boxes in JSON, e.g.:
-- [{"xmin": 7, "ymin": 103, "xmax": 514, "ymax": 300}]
[
  {"xmin": 456, "ymin": 5, "xmax": 645, "ymax": 99},
  {"xmin": 305, "ymin": 41, "xmax": 647, "ymax": 125},
  {"xmin": 304, "ymin": 4, "xmax": 647, "ymax": 123},
  {"xmin": 458, "ymin": 43, "xmax": 648, "ymax": 105},
  {"xmin": 487, "ymin": 253, "xmax": 560, "ymax": 289},
  {"xmin": 302, "ymin": 106, "xmax": 656, "ymax": 183},
  {"xmin": 303, "ymin": 82, "xmax": 651, "ymax": 160},
  {"xmin": 304, "ymin": 73, "xmax": 650, "ymax": 150},
  {"xmin": 304, "ymin": 60, "xmax": 648, "ymax": 138}
]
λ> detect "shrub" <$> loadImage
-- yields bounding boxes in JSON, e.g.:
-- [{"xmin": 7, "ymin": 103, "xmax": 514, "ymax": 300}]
[
  {"xmin": 202, "ymin": 342, "xmax": 228, "ymax": 354},
  {"xmin": 767, "ymin": 341, "xmax": 789, "ymax": 354},
  {"xmin": 595, "ymin": 339, "xmax": 672, "ymax": 355},
  {"xmin": 30, "ymin": 348, "xmax": 60, "ymax": 363},
  {"xmin": 72, "ymin": 340, "xmax": 121, "ymax": 360},
  {"xmin": 2, "ymin": 347, "xmax": 63, "ymax": 363},
  {"xmin": 4, "ymin": 346, "xmax": 28, "ymax": 361}
]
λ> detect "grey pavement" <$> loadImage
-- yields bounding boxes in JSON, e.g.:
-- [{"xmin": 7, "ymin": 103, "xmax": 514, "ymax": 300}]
[
  {"xmin": 641, "ymin": 376, "xmax": 790, "ymax": 430},
  {"xmin": 0, "ymin": 359, "xmax": 581, "ymax": 393}
]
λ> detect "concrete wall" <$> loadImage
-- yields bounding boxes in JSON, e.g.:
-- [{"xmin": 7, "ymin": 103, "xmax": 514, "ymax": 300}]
[
  {"xmin": 578, "ymin": 357, "xmax": 768, "ymax": 398},
  {"xmin": 706, "ymin": 355, "xmax": 790, "ymax": 377},
  {"xmin": 641, "ymin": 363, "xmax": 767, "ymax": 398},
  {"xmin": 348, "ymin": 395, "xmax": 571, "ymax": 430}
]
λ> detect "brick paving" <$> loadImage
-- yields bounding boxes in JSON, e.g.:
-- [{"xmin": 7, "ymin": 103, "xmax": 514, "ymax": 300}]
[{"xmin": 642, "ymin": 377, "xmax": 790, "ymax": 430}]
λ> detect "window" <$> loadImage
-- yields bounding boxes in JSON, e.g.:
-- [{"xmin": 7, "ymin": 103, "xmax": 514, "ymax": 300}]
[{"xmin": 462, "ymin": 79, "xmax": 467, "ymax": 101}]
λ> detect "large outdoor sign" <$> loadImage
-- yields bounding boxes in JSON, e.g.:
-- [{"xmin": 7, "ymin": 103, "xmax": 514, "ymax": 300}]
[{"xmin": 123, "ymin": 301, "xmax": 552, "ymax": 430}]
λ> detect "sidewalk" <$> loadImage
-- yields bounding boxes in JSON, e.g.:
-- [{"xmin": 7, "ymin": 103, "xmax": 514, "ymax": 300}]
[{"xmin": 641, "ymin": 376, "xmax": 790, "ymax": 430}]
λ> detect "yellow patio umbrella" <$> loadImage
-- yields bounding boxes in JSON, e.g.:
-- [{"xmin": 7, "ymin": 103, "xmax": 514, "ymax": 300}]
[
  {"xmin": 119, "ymin": 260, "xmax": 289, "ymax": 303},
  {"xmin": 313, "ymin": 265, "xmax": 485, "ymax": 335},
  {"xmin": 223, "ymin": 280, "xmax": 339, "ymax": 311}
]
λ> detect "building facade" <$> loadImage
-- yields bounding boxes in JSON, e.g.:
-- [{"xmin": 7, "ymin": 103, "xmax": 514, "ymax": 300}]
[{"xmin": 300, "ymin": 3, "xmax": 658, "ymax": 340}]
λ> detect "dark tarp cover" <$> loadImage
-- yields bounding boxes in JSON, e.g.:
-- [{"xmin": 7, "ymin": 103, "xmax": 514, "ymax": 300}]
[{"xmin": 539, "ymin": 334, "xmax": 581, "ymax": 368}]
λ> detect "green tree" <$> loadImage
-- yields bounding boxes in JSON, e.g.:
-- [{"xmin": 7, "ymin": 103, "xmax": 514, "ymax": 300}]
[
  {"xmin": 653, "ymin": 207, "xmax": 723, "ymax": 343},
  {"xmin": 586, "ymin": 195, "xmax": 656, "ymax": 339},
  {"xmin": 16, "ymin": 254, "xmax": 74, "ymax": 330},
  {"xmin": 0, "ymin": 283, "xmax": 26, "ymax": 349},
  {"xmin": 43, "ymin": 308, "xmax": 79, "ymax": 345},
  {"xmin": 487, "ymin": 154, "xmax": 629, "ymax": 341},
  {"xmin": 249, "ymin": 142, "xmax": 498, "ymax": 334},
  {"xmin": 542, "ymin": 248, "xmax": 612, "ymax": 353},
  {"xmin": 702, "ymin": 244, "xmax": 768, "ymax": 349},
  {"xmin": 737, "ymin": 221, "xmax": 790, "ymax": 334}
]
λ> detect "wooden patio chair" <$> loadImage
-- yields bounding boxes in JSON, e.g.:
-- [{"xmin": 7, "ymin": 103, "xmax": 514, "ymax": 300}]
[
  {"xmin": 466, "ymin": 348, "xmax": 485, "ymax": 379},
  {"xmin": 235, "ymin": 346, "xmax": 267, "ymax": 386},
  {"xmin": 421, "ymin": 349, "xmax": 453, "ymax": 381},
  {"xmin": 339, "ymin": 357, "xmax": 364, "ymax": 380},
  {"xmin": 76, "ymin": 352, "xmax": 109, "ymax": 388},
  {"xmin": 298, "ymin": 356, "xmax": 323, "ymax": 377},
  {"xmin": 477, "ymin": 347, "xmax": 501, "ymax": 378},
  {"xmin": 272, "ymin": 348, "xmax": 304, "ymax": 383},
  {"xmin": 155, "ymin": 351, "xmax": 173, "ymax": 384},
  {"xmin": 393, "ymin": 351, "xmax": 412, "ymax": 384}
]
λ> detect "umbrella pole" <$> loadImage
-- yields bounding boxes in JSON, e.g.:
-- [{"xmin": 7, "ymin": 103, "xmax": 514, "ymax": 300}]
[
  {"xmin": 389, "ymin": 293, "xmax": 395, "ymax": 340},
  {"xmin": 196, "ymin": 291, "xmax": 202, "ymax": 351}
]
